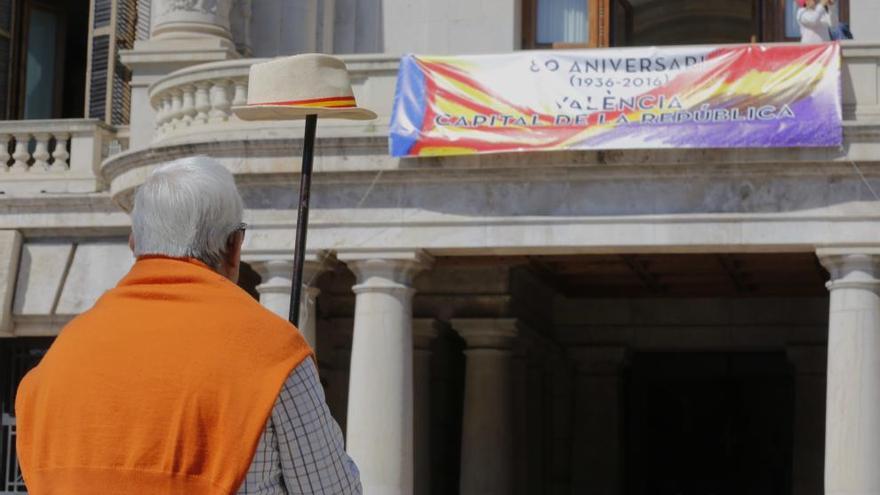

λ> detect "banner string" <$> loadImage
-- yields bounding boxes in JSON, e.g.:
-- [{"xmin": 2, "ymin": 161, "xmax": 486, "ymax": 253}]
[{"xmin": 849, "ymin": 159, "xmax": 880, "ymax": 202}]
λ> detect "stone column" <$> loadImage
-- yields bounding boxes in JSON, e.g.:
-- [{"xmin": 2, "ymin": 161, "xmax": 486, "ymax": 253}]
[
  {"xmin": 249, "ymin": 252, "xmax": 330, "ymax": 348},
  {"xmin": 569, "ymin": 347, "xmax": 628, "ymax": 495},
  {"xmin": 786, "ymin": 345, "xmax": 826, "ymax": 495},
  {"xmin": 818, "ymin": 248, "xmax": 880, "ymax": 495},
  {"xmin": 151, "ymin": 0, "xmax": 235, "ymax": 42},
  {"xmin": 121, "ymin": 0, "xmax": 238, "ymax": 150},
  {"xmin": 451, "ymin": 318, "xmax": 520, "ymax": 495},
  {"xmin": 339, "ymin": 251, "xmax": 433, "ymax": 495},
  {"xmin": 0, "ymin": 231, "xmax": 22, "ymax": 336},
  {"xmin": 413, "ymin": 319, "xmax": 441, "ymax": 495}
]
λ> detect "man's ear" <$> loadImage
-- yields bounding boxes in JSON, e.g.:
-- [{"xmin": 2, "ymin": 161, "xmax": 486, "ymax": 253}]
[
  {"xmin": 228, "ymin": 231, "xmax": 244, "ymax": 261},
  {"xmin": 223, "ymin": 230, "xmax": 244, "ymax": 283}
]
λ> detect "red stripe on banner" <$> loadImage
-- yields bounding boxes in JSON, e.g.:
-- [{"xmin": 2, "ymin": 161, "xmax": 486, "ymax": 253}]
[{"xmin": 420, "ymin": 59, "xmax": 556, "ymax": 125}]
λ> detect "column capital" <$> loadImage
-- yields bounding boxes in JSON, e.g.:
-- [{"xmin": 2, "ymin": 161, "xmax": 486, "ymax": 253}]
[
  {"xmin": 413, "ymin": 318, "xmax": 444, "ymax": 349},
  {"xmin": 338, "ymin": 250, "xmax": 433, "ymax": 292},
  {"xmin": 246, "ymin": 251, "xmax": 333, "ymax": 293},
  {"xmin": 817, "ymin": 247, "xmax": 880, "ymax": 291},
  {"xmin": 452, "ymin": 318, "xmax": 523, "ymax": 349},
  {"xmin": 568, "ymin": 346, "xmax": 629, "ymax": 375}
]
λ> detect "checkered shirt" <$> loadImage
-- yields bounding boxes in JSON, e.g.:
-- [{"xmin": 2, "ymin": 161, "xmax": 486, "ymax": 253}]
[{"xmin": 237, "ymin": 358, "xmax": 362, "ymax": 494}]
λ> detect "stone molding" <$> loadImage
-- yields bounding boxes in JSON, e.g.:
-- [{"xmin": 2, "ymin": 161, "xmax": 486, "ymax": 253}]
[
  {"xmin": 246, "ymin": 251, "xmax": 334, "ymax": 292},
  {"xmin": 338, "ymin": 250, "xmax": 433, "ymax": 294},
  {"xmin": 452, "ymin": 318, "xmax": 522, "ymax": 349},
  {"xmin": 817, "ymin": 247, "xmax": 880, "ymax": 292}
]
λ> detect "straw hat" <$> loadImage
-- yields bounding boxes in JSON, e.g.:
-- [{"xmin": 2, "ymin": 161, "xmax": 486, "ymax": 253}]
[{"xmin": 232, "ymin": 54, "xmax": 377, "ymax": 121}]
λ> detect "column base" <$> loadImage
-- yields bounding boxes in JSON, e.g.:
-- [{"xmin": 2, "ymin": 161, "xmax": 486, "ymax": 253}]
[{"xmin": 121, "ymin": 38, "xmax": 239, "ymax": 74}]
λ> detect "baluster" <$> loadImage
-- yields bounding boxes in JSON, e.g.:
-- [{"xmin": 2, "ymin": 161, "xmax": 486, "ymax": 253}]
[
  {"xmin": 154, "ymin": 94, "xmax": 166, "ymax": 133},
  {"xmin": 10, "ymin": 134, "xmax": 30, "ymax": 172},
  {"xmin": 31, "ymin": 133, "xmax": 50, "ymax": 172},
  {"xmin": 51, "ymin": 133, "xmax": 70, "ymax": 172},
  {"xmin": 209, "ymin": 80, "xmax": 232, "ymax": 122},
  {"xmin": 170, "ymin": 91, "xmax": 184, "ymax": 129},
  {"xmin": 0, "ymin": 135, "xmax": 10, "ymax": 172},
  {"xmin": 194, "ymin": 83, "xmax": 211, "ymax": 124},
  {"xmin": 160, "ymin": 96, "xmax": 173, "ymax": 135},
  {"xmin": 232, "ymin": 78, "xmax": 248, "ymax": 108},
  {"xmin": 180, "ymin": 85, "xmax": 196, "ymax": 127}
]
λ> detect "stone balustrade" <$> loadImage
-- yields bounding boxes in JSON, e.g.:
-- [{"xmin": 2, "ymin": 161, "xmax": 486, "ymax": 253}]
[
  {"xmin": 148, "ymin": 55, "xmax": 400, "ymax": 143},
  {"xmin": 0, "ymin": 119, "xmax": 118, "ymax": 195}
]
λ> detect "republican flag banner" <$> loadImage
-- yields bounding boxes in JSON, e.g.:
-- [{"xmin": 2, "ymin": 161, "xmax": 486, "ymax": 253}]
[{"xmin": 389, "ymin": 43, "xmax": 841, "ymax": 157}]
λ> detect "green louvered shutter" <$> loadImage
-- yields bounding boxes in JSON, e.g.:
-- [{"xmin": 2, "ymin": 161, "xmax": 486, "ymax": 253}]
[{"xmin": 85, "ymin": 0, "xmax": 135, "ymax": 125}]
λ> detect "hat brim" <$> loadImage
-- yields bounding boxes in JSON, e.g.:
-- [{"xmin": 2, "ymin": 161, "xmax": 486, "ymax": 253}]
[{"xmin": 231, "ymin": 104, "xmax": 377, "ymax": 121}]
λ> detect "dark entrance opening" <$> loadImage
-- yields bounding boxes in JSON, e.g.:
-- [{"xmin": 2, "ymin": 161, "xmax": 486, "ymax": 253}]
[{"xmin": 626, "ymin": 351, "xmax": 795, "ymax": 495}]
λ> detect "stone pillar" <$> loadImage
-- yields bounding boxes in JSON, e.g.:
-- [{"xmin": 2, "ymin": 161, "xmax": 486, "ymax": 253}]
[
  {"xmin": 569, "ymin": 347, "xmax": 628, "ymax": 495},
  {"xmin": 786, "ymin": 345, "xmax": 826, "ymax": 495},
  {"xmin": 0, "ymin": 231, "xmax": 22, "ymax": 336},
  {"xmin": 818, "ymin": 248, "xmax": 880, "ymax": 495},
  {"xmin": 249, "ymin": 252, "xmax": 330, "ymax": 348},
  {"xmin": 413, "ymin": 319, "xmax": 441, "ymax": 495},
  {"xmin": 121, "ymin": 0, "xmax": 238, "ymax": 150},
  {"xmin": 451, "ymin": 318, "xmax": 519, "ymax": 495},
  {"xmin": 849, "ymin": 0, "xmax": 880, "ymax": 43},
  {"xmin": 339, "ymin": 251, "xmax": 433, "ymax": 495}
]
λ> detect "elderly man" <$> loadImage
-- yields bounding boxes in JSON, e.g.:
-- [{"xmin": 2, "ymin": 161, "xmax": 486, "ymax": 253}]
[{"xmin": 15, "ymin": 156, "xmax": 361, "ymax": 494}]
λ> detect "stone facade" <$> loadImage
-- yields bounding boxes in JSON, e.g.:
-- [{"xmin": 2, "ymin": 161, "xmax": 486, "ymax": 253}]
[{"xmin": 2, "ymin": 1, "xmax": 880, "ymax": 494}]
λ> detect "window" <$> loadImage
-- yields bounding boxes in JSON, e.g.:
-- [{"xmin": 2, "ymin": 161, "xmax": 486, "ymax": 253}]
[
  {"xmin": 536, "ymin": 0, "xmax": 589, "ymax": 46},
  {"xmin": 522, "ymin": 0, "xmax": 631, "ymax": 49},
  {"xmin": 0, "ymin": 0, "xmax": 90, "ymax": 120},
  {"xmin": 523, "ymin": 0, "xmax": 850, "ymax": 49}
]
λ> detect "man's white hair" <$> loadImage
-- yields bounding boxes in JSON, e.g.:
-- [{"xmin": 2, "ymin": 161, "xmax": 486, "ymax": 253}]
[{"xmin": 132, "ymin": 156, "xmax": 244, "ymax": 268}]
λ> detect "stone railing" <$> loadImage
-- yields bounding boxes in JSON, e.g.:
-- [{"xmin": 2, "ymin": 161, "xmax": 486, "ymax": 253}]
[
  {"xmin": 148, "ymin": 54, "xmax": 400, "ymax": 143},
  {"xmin": 0, "ymin": 119, "xmax": 119, "ymax": 194},
  {"xmin": 842, "ymin": 42, "xmax": 880, "ymax": 121}
]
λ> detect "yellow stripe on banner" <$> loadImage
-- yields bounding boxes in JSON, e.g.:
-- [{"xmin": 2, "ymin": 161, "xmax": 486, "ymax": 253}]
[
  {"xmin": 440, "ymin": 76, "xmax": 528, "ymax": 118},
  {"xmin": 681, "ymin": 62, "xmax": 821, "ymax": 102},
  {"xmin": 419, "ymin": 146, "xmax": 478, "ymax": 156}
]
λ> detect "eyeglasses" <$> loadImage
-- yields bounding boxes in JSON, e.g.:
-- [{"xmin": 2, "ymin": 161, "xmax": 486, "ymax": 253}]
[{"xmin": 230, "ymin": 222, "xmax": 248, "ymax": 239}]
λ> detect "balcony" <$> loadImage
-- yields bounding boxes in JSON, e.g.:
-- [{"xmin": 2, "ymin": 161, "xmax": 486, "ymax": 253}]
[
  {"xmin": 0, "ymin": 119, "xmax": 119, "ymax": 195},
  {"xmin": 147, "ymin": 54, "xmax": 399, "ymax": 145},
  {"xmin": 143, "ymin": 43, "xmax": 880, "ymax": 145}
]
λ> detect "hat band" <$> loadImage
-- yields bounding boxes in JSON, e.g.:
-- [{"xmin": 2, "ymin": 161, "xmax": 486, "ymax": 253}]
[{"xmin": 248, "ymin": 96, "xmax": 357, "ymax": 108}]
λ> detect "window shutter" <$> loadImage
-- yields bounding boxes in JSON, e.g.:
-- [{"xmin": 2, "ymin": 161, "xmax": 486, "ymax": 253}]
[
  {"xmin": 85, "ymin": 0, "xmax": 136, "ymax": 125},
  {"xmin": 0, "ymin": 0, "xmax": 12, "ymax": 119}
]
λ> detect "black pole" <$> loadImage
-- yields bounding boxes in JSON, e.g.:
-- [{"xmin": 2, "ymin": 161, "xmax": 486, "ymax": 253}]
[{"xmin": 288, "ymin": 114, "xmax": 318, "ymax": 326}]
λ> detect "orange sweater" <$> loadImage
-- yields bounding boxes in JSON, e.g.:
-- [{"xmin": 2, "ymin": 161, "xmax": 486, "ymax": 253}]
[{"xmin": 15, "ymin": 256, "xmax": 312, "ymax": 494}]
